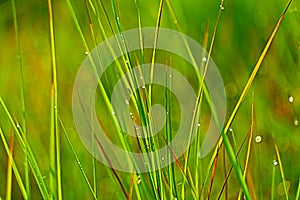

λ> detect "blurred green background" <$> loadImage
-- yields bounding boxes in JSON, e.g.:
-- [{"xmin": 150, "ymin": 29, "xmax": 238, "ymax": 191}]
[{"xmin": 0, "ymin": 0, "xmax": 299, "ymax": 199}]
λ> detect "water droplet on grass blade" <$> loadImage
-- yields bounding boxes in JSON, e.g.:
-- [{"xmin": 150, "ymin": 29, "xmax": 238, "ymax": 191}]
[
  {"xmin": 288, "ymin": 96, "xmax": 294, "ymax": 103},
  {"xmin": 220, "ymin": 5, "xmax": 225, "ymax": 10},
  {"xmin": 255, "ymin": 135, "xmax": 262, "ymax": 143},
  {"xmin": 125, "ymin": 99, "xmax": 129, "ymax": 105},
  {"xmin": 294, "ymin": 119, "xmax": 299, "ymax": 126},
  {"xmin": 84, "ymin": 51, "xmax": 89, "ymax": 55},
  {"xmin": 202, "ymin": 57, "xmax": 207, "ymax": 62},
  {"xmin": 273, "ymin": 160, "xmax": 278, "ymax": 166},
  {"xmin": 197, "ymin": 123, "xmax": 201, "ymax": 127}
]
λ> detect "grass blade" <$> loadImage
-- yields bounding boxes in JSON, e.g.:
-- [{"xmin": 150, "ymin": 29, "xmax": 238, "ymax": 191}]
[
  {"xmin": 207, "ymin": 151, "xmax": 219, "ymax": 199},
  {"xmin": 273, "ymin": 134, "xmax": 289, "ymax": 199},
  {"xmin": 149, "ymin": 0, "xmax": 164, "ymax": 103},
  {"xmin": 271, "ymin": 156, "xmax": 276, "ymax": 200},
  {"xmin": 0, "ymin": 127, "xmax": 27, "ymax": 199},
  {"xmin": 0, "ymin": 97, "xmax": 49, "ymax": 198},
  {"xmin": 238, "ymin": 97, "xmax": 255, "ymax": 199},
  {"xmin": 5, "ymin": 130, "xmax": 13, "ymax": 200},
  {"xmin": 47, "ymin": 0, "xmax": 62, "ymax": 199},
  {"xmin": 10, "ymin": 0, "xmax": 29, "ymax": 198},
  {"xmin": 59, "ymin": 117, "xmax": 98, "ymax": 200},
  {"xmin": 216, "ymin": 130, "xmax": 250, "ymax": 199},
  {"xmin": 296, "ymin": 178, "xmax": 300, "ymax": 200},
  {"xmin": 206, "ymin": 1, "xmax": 293, "ymax": 198}
]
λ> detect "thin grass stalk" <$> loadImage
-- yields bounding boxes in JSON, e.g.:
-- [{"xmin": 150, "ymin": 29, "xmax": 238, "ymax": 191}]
[
  {"xmin": 0, "ymin": 98, "xmax": 49, "ymax": 198},
  {"xmin": 149, "ymin": 0, "xmax": 163, "ymax": 104},
  {"xmin": 133, "ymin": 1, "xmax": 159, "ymax": 198},
  {"xmin": 256, "ymin": 135, "xmax": 263, "ymax": 200},
  {"xmin": 90, "ymin": 101, "xmax": 98, "ymax": 197},
  {"xmin": 5, "ymin": 130, "xmax": 13, "ymax": 200},
  {"xmin": 273, "ymin": 134, "xmax": 289, "ymax": 200},
  {"xmin": 165, "ymin": 60, "xmax": 178, "ymax": 199},
  {"xmin": 194, "ymin": 22, "xmax": 209, "ymax": 200},
  {"xmin": 10, "ymin": 0, "xmax": 30, "ymax": 198},
  {"xmin": 94, "ymin": 137, "xmax": 129, "ymax": 199},
  {"xmin": 109, "ymin": 0, "xmax": 164, "ymax": 197},
  {"xmin": 69, "ymin": 0, "xmax": 132, "ymax": 156},
  {"xmin": 209, "ymin": 0, "xmax": 294, "ymax": 168},
  {"xmin": 89, "ymin": 0, "xmax": 147, "ymax": 145},
  {"xmin": 205, "ymin": 1, "xmax": 293, "ymax": 198},
  {"xmin": 296, "ymin": 178, "xmax": 300, "ymax": 200},
  {"xmin": 146, "ymin": 1, "xmax": 165, "ymax": 193},
  {"xmin": 128, "ymin": 173, "xmax": 135, "ymax": 200},
  {"xmin": 179, "ymin": 0, "xmax": 226, "ymax": 197},
  {"xmin": 134, "ymin": 0, "xmax": 145, "ymax": 66},
  {"xmin": 66, "ymin": 2, "xmax": 142, "ymax": 199},
  {"xmin": 216, "ymin": 131, "xmax": 249, "ymax": 199},
  {"xmin": 207, "ymin": 152, "xmax": 219, "ymax": 199},
  {"xmin": 164, "ymin": 1, "xmax": 244, "ymax": 198},
  {"xmin": 47, "ymin": 0, "xmax": 62, "ymax": 199},
  {"xmin": 238, "ymin": 98, "xmax": 255, "ymax": 199},
  {"xmin": 222, "ymin": 145, "xmax": 228, "ymax": 200},
  {"xmin": 271, "ymin": 157, "xmax": 276, "ymax": 200},
  {"xmin": 59, "ymin": 117, "xmax": 98, "ymax": 200},
  {"xmin": 1, "ymin": 127, "xmax": 28, "ymax": 199},
  {"xmin": 84, "ymin": 2, "xmax": 99, "ymax": 197}
]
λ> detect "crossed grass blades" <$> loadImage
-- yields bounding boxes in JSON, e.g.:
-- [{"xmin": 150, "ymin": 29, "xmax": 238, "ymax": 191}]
[{"xmin": 0, "ymin": 0, "xmax": 299, "ymax": 199}]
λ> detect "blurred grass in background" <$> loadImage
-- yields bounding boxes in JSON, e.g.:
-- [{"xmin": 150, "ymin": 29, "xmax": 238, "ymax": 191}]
[{"xmin": 0, "ymin": 0, "xmax": 299, "ymax": 199}]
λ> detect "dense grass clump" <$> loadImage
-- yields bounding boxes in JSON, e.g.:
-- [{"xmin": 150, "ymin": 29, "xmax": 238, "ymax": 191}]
[{"xmin": 0, "ymin": 0, "xmax": 299, "ymax": 199}]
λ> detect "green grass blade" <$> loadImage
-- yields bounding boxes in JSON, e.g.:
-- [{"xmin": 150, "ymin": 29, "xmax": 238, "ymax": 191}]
[
  {"xmin": 296, "ymin": 178, "xmax": 300, "ymax": 200},
  {"xmin": 59, "ymin": 117, "xmax": 98, "ymax": 200},
  {"xmin": 271, "ymin": 157, "xmax": 276, "ymax": 200},
  {"xmin": 165, "ymin": 61, "xmax": 179, "ymax": 199},
  {"xmin": 134, "ymin": 0, "xmax": 145, "ymax": 66},
  {"xmin": 10, "ymin": 0, "xmax": 30, "ymax": 198},
  {"xmin": 5, "ymin": 130, "xmax": 13, "ymax": 200},
  {"xmin": 47, "ymin": 0, "xmax": 62, "ymax": 199},
  {"xmin": 65, "ymin": 0, "xmax": 90, "ymax": 52},
  {"xmin": 0, "ymin": 135, "xmax": 28, "ymax": 200},
  {"xmin": 90, "ymin": 102, "xmax": 98, "ymax": 197},
  {"xmin": 238, "ymin": 99, "xmax": 255, "ymax": 200},
  {"xmin": 149, "ymin": 0, "xmax": 163, "ymax": 104},
  {"xmin": 68, "ymin": 1, "xmax": 138, "ymax": 191},
  {"xmin": 0, "ymin": 97, "xmax": 49, "ymax": 199},
  {"xmin": 110, "ymin": 0, "xmax": 164, "ymax": 198},
  {"xmin": 206, "ymin": 1, "xmax": 293, "ymax": 198},
  {"xmin": 216, "ymin": 132, "xmax": 249, "ymax": 199},
  {"xmin": 273, "ymin": 135, "xmax": 289, "ymax": 200}
]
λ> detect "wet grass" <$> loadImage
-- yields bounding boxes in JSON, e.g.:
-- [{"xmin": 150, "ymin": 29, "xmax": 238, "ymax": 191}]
[{"xmin": 0, "ymin": 0, "xmax": 299, "ymax": 199}]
